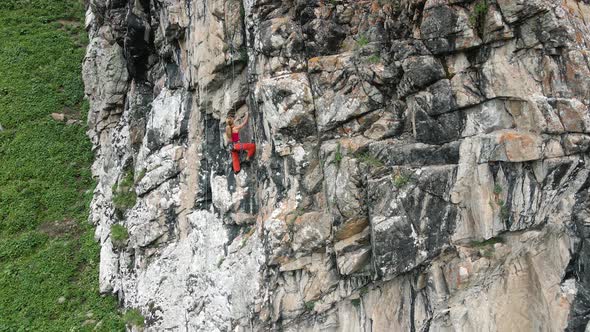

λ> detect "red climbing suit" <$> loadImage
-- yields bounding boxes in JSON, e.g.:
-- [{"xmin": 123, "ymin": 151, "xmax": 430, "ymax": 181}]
[{"xmin": 231, "ymin": 131, "xmax": 256, "ymax": 173}]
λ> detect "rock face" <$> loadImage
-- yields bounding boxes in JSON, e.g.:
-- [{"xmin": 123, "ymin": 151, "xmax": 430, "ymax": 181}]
[{"xmin": 83, "ymin": 0, "xmax": 590, "ymax": 330}]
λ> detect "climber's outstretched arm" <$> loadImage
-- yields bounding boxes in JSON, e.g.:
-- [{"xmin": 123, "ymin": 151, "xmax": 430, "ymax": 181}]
[{"xmin": 235, "ymin": 114, "xmax": 249, "ymax": 130}]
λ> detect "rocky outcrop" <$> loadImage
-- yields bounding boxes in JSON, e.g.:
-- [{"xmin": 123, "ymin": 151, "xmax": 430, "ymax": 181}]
[{"xmin": 83, "ymin": 0, "xmax": 590, "ymax": 330}]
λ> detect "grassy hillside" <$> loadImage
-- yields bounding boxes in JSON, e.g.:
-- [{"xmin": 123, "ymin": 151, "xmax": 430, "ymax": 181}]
[{"xmin": 0, "ymin": 0, "xmax": 125, "ymax": 330}]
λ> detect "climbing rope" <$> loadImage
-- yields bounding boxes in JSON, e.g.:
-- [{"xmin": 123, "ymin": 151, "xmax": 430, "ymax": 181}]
[
  {"xmin": 203, "ymin": 83, "xmax": 209, "ymax": 212},
  {"xmin": 231, "ymin": 38, "xmax": 237, "ymax": 117}
]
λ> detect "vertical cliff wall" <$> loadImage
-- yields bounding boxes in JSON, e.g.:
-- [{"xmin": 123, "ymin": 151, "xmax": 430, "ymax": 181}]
[{"xmin": 83, "ymin": 0, "xmax": 590, "ymax": 330}]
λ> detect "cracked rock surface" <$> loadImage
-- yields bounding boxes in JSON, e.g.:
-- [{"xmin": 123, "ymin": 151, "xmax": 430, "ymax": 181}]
[{"xmin": 83, "ymin": 0, "xmax": 590, "ymax": 330}]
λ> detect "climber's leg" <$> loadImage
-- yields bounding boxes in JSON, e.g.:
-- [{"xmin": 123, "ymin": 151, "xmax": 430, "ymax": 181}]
[
  {"xmin": 231, "ymin": 150, "xmax": 241, "ymax": 173},
  {"xmin": 242, "ymin": 143, "xmax": 256, "ymax": 160}
]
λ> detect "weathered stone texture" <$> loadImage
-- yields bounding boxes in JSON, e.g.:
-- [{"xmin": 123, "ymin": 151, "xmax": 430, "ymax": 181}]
[{"xmin": 83, "ymin": 0, "xmax": 590, "ymax": 330}]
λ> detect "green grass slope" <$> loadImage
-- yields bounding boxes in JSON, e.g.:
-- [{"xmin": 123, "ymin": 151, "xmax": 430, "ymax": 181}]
[{"xmin": 0, "ymin": 0, "xmax": 124, "ymax": 330}]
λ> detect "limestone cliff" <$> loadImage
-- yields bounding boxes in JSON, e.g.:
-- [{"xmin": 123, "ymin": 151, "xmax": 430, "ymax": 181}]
[{"xmin": 83, "ymin": 0, "xmax": 590, "ymax": 330}]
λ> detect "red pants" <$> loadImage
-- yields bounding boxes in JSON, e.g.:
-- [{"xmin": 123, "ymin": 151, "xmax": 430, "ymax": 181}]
[{"xmin": 231, "ymin": 143, "xmax": 256, "ymax": 173}]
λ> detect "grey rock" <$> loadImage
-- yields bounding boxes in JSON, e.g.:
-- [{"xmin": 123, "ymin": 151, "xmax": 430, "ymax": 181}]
[
  {"xmin": 370, "ymin": 140, "xmax": 462, "ymax": 167},
  {"xmin": 369, "ymin": 168, "xmax": 457, "ymax": 279},
  {"xmin": 397, "ymin": 56, "xmax": 446, "ymax": 98},
  {"xmin": 291, "ymin": 212, "xmax": 332, "ymax": 255},
  {"xmin": 496, "ymin": 0, "xmax": 549, "ymax": 23},
  {"xmin": 334, "ymin": 226, "xmax": 371, "ymax": 275},
  {"xmin": 420, "ymin": 3, "xmax": 481, "ymax": 54},
  {"xmin": 413, "ymin": 107, "xmax": 464, "ymax": 144},
  {"xmin": 81, "ymin": 0, "xmax": 590, "ymax": 330},
  {"xmin": 309, "ymin": 53, "xmax": 384, "ymax": 133},
  {"xmin": 407, "ymin": 79, "xmax": 464, "ymax": 144}
]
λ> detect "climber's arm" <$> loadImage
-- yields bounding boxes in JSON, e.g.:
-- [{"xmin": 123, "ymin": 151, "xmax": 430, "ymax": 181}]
[{"xmin": 235, "ymin": 113, "xmax": 249, "ymax": 130}]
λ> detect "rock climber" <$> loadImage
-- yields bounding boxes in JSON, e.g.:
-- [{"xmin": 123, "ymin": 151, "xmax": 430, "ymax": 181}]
[{"xmin": 226, "ymin": 114, "xmax": 256, "ymax": 173}]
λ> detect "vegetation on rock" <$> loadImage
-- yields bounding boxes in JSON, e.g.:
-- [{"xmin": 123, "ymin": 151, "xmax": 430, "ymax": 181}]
[
  {"xmin": 112, "ymin": 170, "xmax": 137, "ymax": 215},
  {"xmin": 123, "ymin": 309, "xmax": 145, "ymax": 328},
  {"xmin": 111, "ymin": 224, "xmax": 129, "ymax": 248},
  {"xmin": 332, "ymin": 143, "xmax": 343, "ymax": 167},
  {"xmin": 470, "ymin": 0, "xmax": 489, "ymax": 37},
  {"xmin": 356, "ymin": 151, "xmax": 384, "ymax": 167},
  {"xmin": 392, "ymin": 172, "xmax": 410, "ymax": 188},
  {"xmin": 356, "ymin": 34, "xmax": 369, "ymax": 48}
]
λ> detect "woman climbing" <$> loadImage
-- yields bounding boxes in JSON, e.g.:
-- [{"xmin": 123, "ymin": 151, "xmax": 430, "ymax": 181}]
[{"xmin": 226, "ymin": 114, "xmax": 256, "ymax": 173}]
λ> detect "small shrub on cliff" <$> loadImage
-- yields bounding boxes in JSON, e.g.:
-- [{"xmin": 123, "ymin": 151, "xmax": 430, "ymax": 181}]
[
  {"xmin": 359, "ymin": 286, "xmax": 369, "ymax": 295},
  {"xmin": 472, "ymin": 1, "xmax": 489, "ymax": 19},
  {"xmin": 493, "ymin": 183, "xmax": 502, "ymax": 195},
  {"xmin": 356, "ymin": 152, "xmax": 384, "ymax": 167},
  {"xmin": 332, "ymin": 143, "xmax": 343, "ymax": 167},
  {"xmin": 123, "ymin": 309, "xmax": 145, "ymax": 328},
  {"xmin": 367, "ymin": 54, "xmax": 381, "ymax": 64},
  {"xmin": 111, "ymin": 224, "xmax": 129, "ymax": 241},
  {"xmin": 111, "ymin": 224, "xmax": 129, "ymax": 248},
  {"xmin": 356, "ymin": 34, "xmax": 369, "ymax": 48},
  {"xmin": 392, "ymin": 172, "xmax": 410, "ymax": 188},
  {"xmin": 469, "ymin": 0, "xmax": 489, "ymax": 37},
  {"xmin": 112, "ymin": 170, "xmax": 137, "ymax": 214},
  {"xmin": 305, "ymin": 301, "xmax": 316, "ymax": 311}
]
